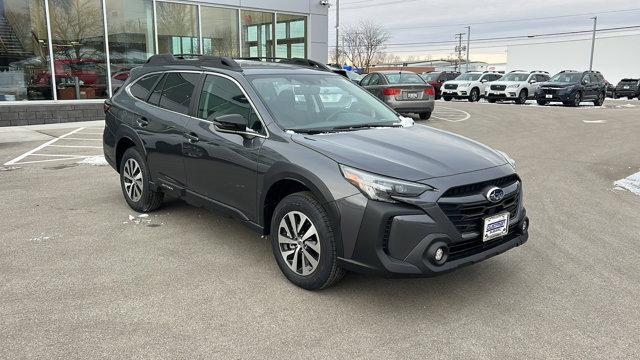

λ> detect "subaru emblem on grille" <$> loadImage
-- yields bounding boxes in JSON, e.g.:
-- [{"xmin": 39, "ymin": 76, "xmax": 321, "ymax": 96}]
[{"xmin": 485, "ymin": 187, "xmax": 505, "ymax": 202}]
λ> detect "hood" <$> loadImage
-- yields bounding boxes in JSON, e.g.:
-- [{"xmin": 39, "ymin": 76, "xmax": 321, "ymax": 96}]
[
  {"xmin": 540, "ymin": 81, "xmax": 578, "ymax": 88},
  {"xmin": 444, "ymin": 80, "xmax": 473, "ymax": 85},
  {"xmin": 491, "ymin": 81, "xmax": 520, "ymax": 85},
  {"xmin": 291, "ymin": 125, "xmax": 507, "ymax": 181}
]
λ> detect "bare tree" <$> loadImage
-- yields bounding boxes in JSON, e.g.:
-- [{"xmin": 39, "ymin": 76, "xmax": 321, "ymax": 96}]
[{"xmin": 341, "ymin": 21, "xmax": 390, "ymax": 71}]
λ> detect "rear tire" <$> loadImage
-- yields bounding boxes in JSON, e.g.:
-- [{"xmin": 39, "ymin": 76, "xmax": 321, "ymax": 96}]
[
  {"xmin": 468, "ymin": 88, "xmax": 480, "ymax": 102},
  {"xmin": 419, "ymin": 112, "xmax": 431, "ymax": 120},
  {"xmin": 270, "ymin": 192, "xmax": 345, "ymax": 290},
  {"xmin": 119, "ymin": 147, "xmax": 163, "ymax": 213},
  {"xmin": 442, "ymin": 95, "xmax": 452, "ymax": 101},
  {"xmin": 515, "ymin": 89, "xmax": 528, "ymax": 105},
  {"xmin": 594, "ymin": 92, "xmax": 605, "ymax": 106}
]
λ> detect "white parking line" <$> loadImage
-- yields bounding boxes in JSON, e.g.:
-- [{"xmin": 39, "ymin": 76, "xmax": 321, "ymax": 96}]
[
  {"xmin": 3, "ymin": 127, "xmax": 85, "ymax": 166},
  {"xmin": 60, "ymin": 137, "xmax": 102, "ymax": 141},
  {"xmin": 431, "ymin": 107, "xmax": 471, "ymax": 122},
  {"xmin": 49, "ymin": 145, "xmax": 102, "ymax": 149}
]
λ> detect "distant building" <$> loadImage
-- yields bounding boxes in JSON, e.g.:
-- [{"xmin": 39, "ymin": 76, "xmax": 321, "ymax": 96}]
[{"xmin": 370, "ymin": 60, "xmax": 505, "ymax": 73}]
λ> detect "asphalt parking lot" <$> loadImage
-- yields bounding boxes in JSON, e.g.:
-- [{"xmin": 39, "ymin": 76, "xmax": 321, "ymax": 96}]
[{"xmin": 1, "ymin": 99, "xmax": 639, "ymax": 359}]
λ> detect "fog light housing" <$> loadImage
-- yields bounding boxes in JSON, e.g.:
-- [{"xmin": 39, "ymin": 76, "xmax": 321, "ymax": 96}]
[
  {"xmin": 427, "ymin": 241, "xmax": 448, "ymax": 266},
  {"xmin": 521, "ymin": 218, "xmax": 529, "ymax": 233}
]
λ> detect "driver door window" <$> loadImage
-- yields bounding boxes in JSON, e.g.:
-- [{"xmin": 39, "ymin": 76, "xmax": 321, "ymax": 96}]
[{"xmin": 197, "ymin": 75, "xmax": 263, "ymax": 134}]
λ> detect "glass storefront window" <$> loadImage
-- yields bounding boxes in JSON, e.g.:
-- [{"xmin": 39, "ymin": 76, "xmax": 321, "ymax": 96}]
[
  {"xmin": 241, "ymin": 10, "xmax": 273, "ymax": 58},
  {"xmin": 276, "ymin": 14, "xmax": 306, "ymax": 59},
  {"xmin": 201, "ymin": 6, "xmax": 238, "ymax": 57},
  {"xmin": 48, "ymin": 0, "xmax": 108, "ymax": 100},
  {"xmin": 0, "ymin": 0, "xmax": 52, "ymax": 101},
  {"xmin": 156, "ymin": 2, "xmax": 199, "ymax": 55},
  {"xmin": 105, "ymin": 0, "xmax": 155, "ymax": 93}
]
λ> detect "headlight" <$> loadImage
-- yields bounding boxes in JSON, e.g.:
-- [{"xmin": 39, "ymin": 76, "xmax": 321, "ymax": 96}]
[
  {"xmin": 507, "ymin": 84, "xmax": 519, "ymax": 88},
  {"xmin": 496, "ymin": 150, "xmax": 516, "ymax": 169},
  {"xmin": 340, "ymin": 165, "xmax": 433, "ymax": 203},
  {"xmin": 459, "ymin": 82, "xmax": 471, "ymax": 87}
]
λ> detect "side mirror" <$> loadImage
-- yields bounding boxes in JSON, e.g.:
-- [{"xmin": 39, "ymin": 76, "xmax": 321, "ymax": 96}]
[
  {"xmin": 481, "ymin": 79, "xmax": 488, "ymax": 83},
  {"xmin": 210, "ymin": 114, "xmax": 247, "ymax": 133},
  {"xmin": 529, "ymin": 79, "xmax": 537, "ymax": 84}
]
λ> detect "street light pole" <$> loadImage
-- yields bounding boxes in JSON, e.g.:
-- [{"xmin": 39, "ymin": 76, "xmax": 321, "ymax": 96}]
[
  {"xmin": 335, "ymin": 0, "xmax": 340, "ymax": 65},
  {"xmin": 466, "ymin": 26, "xmax": 470, "ymax": 72},
  {"xmin": 455, "ymin": 32, "xmax": 464, "ymax": 72},
  {"xmin": 589, "ymin": 16, "xmax": 597, "ymax": 71}
]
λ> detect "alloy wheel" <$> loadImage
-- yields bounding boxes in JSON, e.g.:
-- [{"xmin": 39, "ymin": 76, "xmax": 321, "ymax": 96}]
[
  {"xmin": 277, "ymin": 211, "xmax": 321, "ymax": 276},
  {"xmin": 123, "ymin": 158, "xmax": 143, "ymax": 202}
]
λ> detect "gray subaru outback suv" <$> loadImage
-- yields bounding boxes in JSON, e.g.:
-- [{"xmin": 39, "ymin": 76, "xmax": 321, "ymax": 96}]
[{"xmin": 103, "ymin": 54, "xmax": 529, "ymax": 290}]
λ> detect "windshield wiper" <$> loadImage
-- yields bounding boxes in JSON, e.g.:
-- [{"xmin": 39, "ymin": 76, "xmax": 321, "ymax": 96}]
[
  {"xmin": 332, "ymin": 123, "xmax": 402, "ymax": 131},
  {"xmin": 287, "ymin": 128, "xmax": 341, "ymax": 134}
]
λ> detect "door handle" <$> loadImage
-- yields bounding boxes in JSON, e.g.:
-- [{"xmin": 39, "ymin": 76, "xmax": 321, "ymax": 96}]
[
  {"xmin": 184, "ymin": 132, "xmax": 199, "ymax": 143},
  {"xmin": 136, "ymin": 117, "xmax": 148, "ymax": 127}
]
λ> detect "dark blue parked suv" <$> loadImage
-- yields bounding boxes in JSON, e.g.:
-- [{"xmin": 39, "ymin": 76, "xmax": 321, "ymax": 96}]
[
  {"xmin": 103, "ymin": 54, "xmax": 529, "ymax": 290},
  {"xmin": 535, "ymin": 70, "xmax": 606, "ymax": 107}
]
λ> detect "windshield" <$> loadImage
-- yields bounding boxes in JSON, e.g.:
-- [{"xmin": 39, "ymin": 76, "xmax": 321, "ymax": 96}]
[
  {"xmin": 249, "ymin": 74, "xmax": 400, "ymax": 132},
  {"xmin": 550, "ymin": 73, "xmax": 582, "ymax": 83},
  {"xmin": 455, "ymin": 73, "xmax": 482, "ymax": 81},
  {"xmin": 383, "ymin": 72, "xmax": 425, "ymax": 84},
  {"xmin": 421, "ymin": 73, "xmax": 439, "ymax": 81},
  {"xmin": 501, "ymin": 73, "xmax": 528, "ymax": 82}
]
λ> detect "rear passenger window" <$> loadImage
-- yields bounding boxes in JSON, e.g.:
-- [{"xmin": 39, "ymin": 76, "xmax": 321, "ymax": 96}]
[
  {"xmin": 130, "ymin": 73, "xmax": 160, "ymax": 101},
  {"xmin": 157, "ymin": 72, "xmax": 200, "ymax": 115},
  {"xmin": 197, "ymin": 75, "xmax": 263, "ymax": 133}
]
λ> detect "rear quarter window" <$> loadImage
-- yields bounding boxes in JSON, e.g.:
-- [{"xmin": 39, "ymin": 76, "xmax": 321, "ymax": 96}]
[{"xmin": 129, "ymin": 73, "xmax": 161, "ymax": 101}]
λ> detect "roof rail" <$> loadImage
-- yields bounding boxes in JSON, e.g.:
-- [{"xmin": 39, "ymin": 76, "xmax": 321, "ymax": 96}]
[
  {"xmin": 509, "ymin": 70, "xmax": 526, "ymax": 73},
  {"xmin": 530, "ymin": 70, "xmax": 549, "ymax": 74},
  {"xmin": 145, "ymin": 54, "xmax": 242, "ymax": 71},
  {"xmin": 237, "ymin": 57, "xmax": 333, "ymax": 72}
]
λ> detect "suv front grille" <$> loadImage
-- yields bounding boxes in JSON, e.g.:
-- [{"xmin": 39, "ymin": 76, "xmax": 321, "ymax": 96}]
[
  {"xmin": 542, "ymin": 88, "xmax": 558, "ymax": 95},
  {"xmin": 442, "ymin": 174, "xmax": 519, "ymax": 198},
  {"xmin": 444, "ymin": 84, "xmax": 458, "ymax": 90},
  {"xmin": 439, "ymin": 191, "xmax": 519, "ymax": 235},
  {"xmin": 491, "ymin": 84, "xmax": 506, "ymax": 91}
]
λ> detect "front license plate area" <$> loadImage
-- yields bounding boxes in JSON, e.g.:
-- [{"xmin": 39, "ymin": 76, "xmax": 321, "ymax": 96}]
[
  {"xmin": 483, "ymin": 212, "xmax": 510, "ymax": 242},
  {"xmin": 545, "ymin": 94, "xmax": 553, "ymax": 99}
]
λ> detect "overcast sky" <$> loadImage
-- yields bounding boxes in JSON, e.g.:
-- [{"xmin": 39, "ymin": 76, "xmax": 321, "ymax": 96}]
[{"xmin": 329, "ymin": 0, "xmax": 640, "ymax": 63}]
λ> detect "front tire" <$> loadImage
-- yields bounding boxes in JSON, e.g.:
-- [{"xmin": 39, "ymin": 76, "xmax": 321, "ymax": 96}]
[
  {"xmin": 270, "ymin": 192, "xmax": 345, "ymax": 290},
  {"xmin": 565, "ymin": 91, "xmax": 582, "ymax": 107},
  {"xmin": 536, "ymin": 99, "xmax": 547, "ymax": 106},
  {"xmin": 468, "ymin": 88, "xmax": 480, "ymax": 102},
  {"xmin": 515, "ymin": 89, "xmax": 528, "ymax": 104},
  {"xmin": 442, "ymin": 95, "xmax": 452, "ymax": 101},
  {"xmin": 119, "ymin": 147, "xmax": 163, "ymax": 212}
]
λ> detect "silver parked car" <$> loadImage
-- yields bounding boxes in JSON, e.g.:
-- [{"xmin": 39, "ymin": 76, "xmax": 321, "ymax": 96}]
[{"xmin": 360, "ymin": 71, "xmax": 435, "ymax": 120}]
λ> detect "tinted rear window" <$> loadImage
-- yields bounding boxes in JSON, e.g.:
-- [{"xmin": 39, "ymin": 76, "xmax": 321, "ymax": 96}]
[
  {"xmin": 130, "ymin": 73, "xmax": 161, "ymax": 101},
  {"xmin": 158, "ymin": 72, "xmax": 200, "ymax": 115},
  {"xmin": 383, "ymin": 73, "xmax": 425, "ymax": 84}
]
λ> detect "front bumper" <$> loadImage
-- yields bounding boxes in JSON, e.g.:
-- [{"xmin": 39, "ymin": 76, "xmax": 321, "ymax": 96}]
[
  {"xmin": 486, "ymin": 90, "xmax": 519, "ymax": 100},
  {"xmin": 536, "ymin": 91, "xmax": 573, "ymax": 102},
  {"xmin": 335, "ymin": 166, "xmax": 528, "ymax": 277},
  {"xmin": 441, "ymin": 88, "xmax": 471, "ymax": 98}
]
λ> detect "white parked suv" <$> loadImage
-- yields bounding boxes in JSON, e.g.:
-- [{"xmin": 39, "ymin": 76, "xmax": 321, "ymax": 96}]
[
  {"xmin": 441, "ymin": 71, "xmax": 503, "ymax": 102},
  {"xmin": 485, "ymin": 70, "xmax": 550, "ymax": 104}
]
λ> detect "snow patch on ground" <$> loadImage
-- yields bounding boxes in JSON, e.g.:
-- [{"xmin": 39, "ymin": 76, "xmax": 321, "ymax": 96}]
[
  {"xmin": 123, "ymin": 214, "xmax": 163, "ymax": 227},
  {"xmin": 29, "ymin": 233, "xmax": 59, "ymax": 242},
  {"xmin": 78, "ymin": 155, "xmax": 108, "ymax": 166},
  {"xmin": 614, "ymin": 171, "xmax": 640, "ymax": 196},
  {"xmin": 582, "ymin": 120, "xmax": 606, "ymax": 124}
]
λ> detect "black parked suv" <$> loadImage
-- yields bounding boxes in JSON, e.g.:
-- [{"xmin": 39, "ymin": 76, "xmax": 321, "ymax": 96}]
[
  {"xmin": 614, "ymin": 78, "xmax": 640, "ymax": 100},
  {"xmin": 535, "ymin": 70, "xmax": 606, "ymax": 107},
  {"xmin": 103, "ymin": 54, "xmax": 529, "ymax": 290}
]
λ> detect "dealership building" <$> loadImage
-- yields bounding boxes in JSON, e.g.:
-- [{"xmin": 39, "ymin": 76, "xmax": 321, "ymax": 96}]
[{"xmin": 0, "ymin": 0, "xmax": 329, "ymax": 126}]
